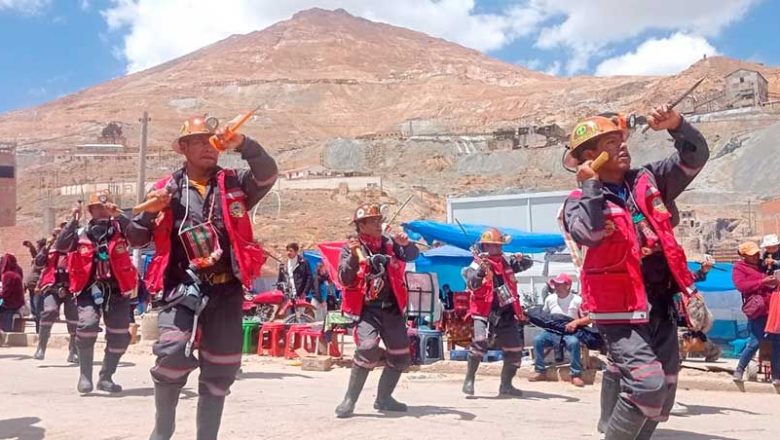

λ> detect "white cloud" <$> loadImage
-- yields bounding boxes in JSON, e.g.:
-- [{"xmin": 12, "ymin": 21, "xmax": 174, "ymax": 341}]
[
  {"xmin": 79, "ymin": 0, "xmax": 91, "ymax": 11},
  {"xmin": 27, "ymin": 86, "xmax": 47, "ymax": 97},
  {"xmin": 544, "ymin": 60, "xmax": 561, "ymax": 76},
  {"xmin": 0, "ymin": 0, "xmax": 50, "ymax": 14},
  {"xmin": 101, "ymin": 0, "xmax": 760, "ymax": 75},
  {"xmin": 517, "ymin": 58, "xmax": 544, "ymax": 70},
  {"xmin": 595, "ymin": 33, "xmax": 718, "ymax": 76},
  {"xmin": 525, "ymin": 0, "xmax": 758, "ymax": 74},
  {"xmin": 103, "ymin": 0, "xmax": 547, "ymax": 73}
]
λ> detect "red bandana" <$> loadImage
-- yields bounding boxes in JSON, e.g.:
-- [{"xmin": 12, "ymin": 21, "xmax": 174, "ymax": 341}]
[{"xmin": 359, "ymin": 233, "xmax": 383, "ymax": 253}]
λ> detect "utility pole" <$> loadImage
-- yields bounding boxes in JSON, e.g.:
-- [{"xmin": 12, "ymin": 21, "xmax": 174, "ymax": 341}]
[
  {"xmin": 137, "ymin": 111, "xmax": 150, "ymax": 204},
  {"xmin": 134, "ymin": 111, "xmax": 150, "ymax": 272}
]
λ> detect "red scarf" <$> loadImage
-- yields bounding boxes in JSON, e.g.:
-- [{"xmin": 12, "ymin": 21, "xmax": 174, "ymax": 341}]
[{"xmin": 359, "ymin": 233, "xmax": 383, "ymax": 253}]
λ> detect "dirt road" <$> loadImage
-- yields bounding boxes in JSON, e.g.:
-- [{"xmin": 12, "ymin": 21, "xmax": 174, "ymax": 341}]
[{"xmin": 1, "ymin": 346, "xmax": 778, "ymax": 440}]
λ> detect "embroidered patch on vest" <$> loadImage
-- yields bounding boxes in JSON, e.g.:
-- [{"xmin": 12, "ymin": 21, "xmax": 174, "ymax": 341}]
[
  {"xmin": 652, "ymin": 197, "xmax": 668, "ymax": 213},
  {"xmin": 115, "ymin": 243, "xmax": 128, "ymax": 254},
  {"xmin": 79, "ymin": 245, "xmax": 90, "ymax": 256},
  {"xmin": 604, "ymin": 220, "xmax": 616, "ymax": 236},
  {"xmin": 229, "ymin": 201, "xmax": 246, "ymax": 218}
]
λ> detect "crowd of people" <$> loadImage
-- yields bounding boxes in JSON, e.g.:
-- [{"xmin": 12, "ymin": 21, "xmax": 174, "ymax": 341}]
[{"xmin": 3, "ymin": 103, "xmax": 779, "ymax": 440}]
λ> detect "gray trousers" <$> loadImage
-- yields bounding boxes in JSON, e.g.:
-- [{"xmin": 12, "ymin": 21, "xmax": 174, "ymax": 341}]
[
  {"xmin": 599, "ymin": 305, "xmax": 679, "ymax": 424},
  {"xmin": 75, "ymin": 290, "xmax": 132, "ymax": 357},
  {"xmin": 150, "ymin": 283, "xmax": 243, "ymax": 397},
  {"xmin": 353, "ymin": 306, "xmax": 411, "ymax": 371},
  {"xmin": 469, "ymin": 314, "xmax": 523, "ymax": 367},
  {"xmin": 40, "ymin": 288, "xmax": 78, "ymax": 335}
]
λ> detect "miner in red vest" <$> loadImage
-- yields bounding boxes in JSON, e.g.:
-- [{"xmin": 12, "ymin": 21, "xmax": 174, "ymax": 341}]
[
  {"xmin": 125, "ymin": 115, "xmax": 277, "ymax": 440},
  {"xmin": 55, "ymin": 191, "xmax": 138, "ymax": 394},
  {"xmin": 461, "ymin": 227, "xmax": 533, "ymax": 397},
  {"xmin": 33, "ymin": 220, "xmax": 79, "ymax": 363},
  {"xmin": 334, "ymin": 203, "xmax": 419, "ymax": 418},
  {"xmin": 560, "ymin": 106, "xmax": 709, "ymax": 439}
]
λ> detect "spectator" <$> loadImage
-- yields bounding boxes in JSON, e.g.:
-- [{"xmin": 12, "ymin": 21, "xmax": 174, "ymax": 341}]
[
  {"xmin": 278, "ymin": 243, "xmax": 314, "ymax": 301},
  {"xmin": 732, "ymin": 241, "xmax": 780, "ymax": 384},
  {"xmin": 529, "ymin": 273, "xmax": 590, "ymax": 387},
  {"xmin": 311, "ymin": 262, "xmax": 331, "ymax": 321},
  {"xmin": 22, "ymin": 238, "xmax": 47, "ymax": 333},
  {"xmin": 0, "ymin": 254, "xmax": 25, "ymax": 331},
  {"xmin": 761, "ymin": 234, "xmax": 780, "ymax": 275},
  {"xmin": 440, "ymin": 284, "xmax": 454, "ymax": 311}
]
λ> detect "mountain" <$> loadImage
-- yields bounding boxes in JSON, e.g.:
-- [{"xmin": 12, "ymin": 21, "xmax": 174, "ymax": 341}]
[
  {"xmin": 3, "ymin": 8, "xmax": 776, "ymax": 154},
  {"xmin": 2, "ymin": 7, "xmax": 780, "ymax": 252}
]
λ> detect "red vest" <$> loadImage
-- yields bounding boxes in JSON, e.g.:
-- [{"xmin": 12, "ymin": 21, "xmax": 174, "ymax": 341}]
[
  {"xmin": 37, "ymin": 250, "xmax": 67, "ymax": 291},
  {"xmin": 340, "ymin": 240, "xmax": 408, "ymax": 319},
  {"xmin": 145, "ymin": 169, "xmax": 266, "ymax": 294},
  {"xmin": 467, "ymin": 256, "xmax": 524, "ymax": 320},
  {"xmin": 570, "ymin": 172, "xmax": 695, "ymax": 325},
  {"xmin": 68, "ymin": 224, "xmax": 138, "ymax": 295}
]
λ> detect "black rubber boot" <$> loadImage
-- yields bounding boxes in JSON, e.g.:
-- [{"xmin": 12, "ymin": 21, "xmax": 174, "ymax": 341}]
[
  {"xmin": 374, "ymin": 368, "xmax": 407, "ymax": 412},
  {"xmin": 66, "ymin": 335, "xmax": 79, "ymax": 364},
  {"xmin": 77, "ymin": 345, "xmax": 94, "ymax": 394},
  {"xmin": 598, "ymin": 368, "xmax": 621, "ymax": 434},
  {"xmin": 604, "ymin": 398, "xmax": 647, "ymax": 440},
  {"xmin": 196, "ymin": 394, "xmax": 225, "ymax": 440},
  {"xmin": 498, "ymin": 363, "xmax": 523, "ymax": 397},
  {"xmin": 462, "ymin": 356, "xmax": 480, "ymax": 396},
  {"xmin": 635, "ymin": 419, "xmax": 659, "ymax": 440},
  {"xmin": 149, "ymin": 383, "xmax": 181, "ymax": 440},
  {"xmin": 34, "ymin": 325, "xmax": 51, "ymax": 360},
  {"xmin": 335, "ymin": 366, "xmax": 370, "ymax": 418},
  {"xmin": 97, "ymin": 352, "xmax": 123, "ymax": 393}
]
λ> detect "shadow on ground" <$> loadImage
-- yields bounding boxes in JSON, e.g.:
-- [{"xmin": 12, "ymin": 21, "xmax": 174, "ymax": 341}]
[
  {"xmin": 352, "ymin": 405, "xmax": 476, "ymax": 421},
  {"xmin": 0, "ymin": 417, "xmax": 45, "ymax": 440},
  {"xmin": 466, "ymin": 389, "xmax": 580, "ymax": 403},
  {"xmin": 87, "ymin": 387, "xmax": 198, "ymax": 400}
]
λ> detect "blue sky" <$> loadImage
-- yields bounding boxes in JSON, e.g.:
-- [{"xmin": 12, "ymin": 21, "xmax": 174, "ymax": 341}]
[{"xmin": 0, "ymin": 0, "xmax": 777, "ymax": 114}]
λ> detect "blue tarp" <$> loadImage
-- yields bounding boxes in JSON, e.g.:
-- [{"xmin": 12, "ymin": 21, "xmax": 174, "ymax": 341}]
[
  {"xmin": 416, "ymin": 245, "xmax": 474, "ymax": 291},
  {"xmin": 403, "ymin": 220, "xmax": 565, "ymax": 253},
  {"xmin": 688, "ymin": 262, "xmax": 735, "ymax": 292}
]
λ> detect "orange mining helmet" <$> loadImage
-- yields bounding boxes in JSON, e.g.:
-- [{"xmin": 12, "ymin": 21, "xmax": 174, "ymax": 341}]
[
  {"xmin": 479, "ymin": 227, "xmax": 511, "ymax": 245},
  {"xmin": 87, "ymin": 190, "xmax": 114, "ymax": 207},
  {"xmin": 172, "ymin": 115, "xmax": 219, "ymax": 153},
  {"xmin": 563, "ymin": 115, "xmax": 627, "ymax": 169},
  {"xmin": 351, "ymin": 203, "xmax": 384, "ymax": 224}
]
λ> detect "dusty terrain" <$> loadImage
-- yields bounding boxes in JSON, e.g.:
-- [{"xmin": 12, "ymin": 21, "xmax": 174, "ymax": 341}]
[
  {"xmin": 3, "ymin": 7, "xmax": 780, "ymax": 253},
  {"xmin": 1, "ymin": 344, "xmax": 779, "ymax": 440}
]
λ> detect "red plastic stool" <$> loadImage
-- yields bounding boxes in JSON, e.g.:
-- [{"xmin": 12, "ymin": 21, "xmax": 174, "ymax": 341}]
[
  {"xmin": 284, "ymin": 324, "xmax": 311, "ymax": 359},
  {"xmin": 298, "ymin": 328, "xmax": 326, "ymax": 356},
  {"xmin": 257, "ymin": 322, "xmax": 286, "ymax": 357},
  {"xmin": 329, "ymin": 328, "xmax": 348, "ymax": 358}
]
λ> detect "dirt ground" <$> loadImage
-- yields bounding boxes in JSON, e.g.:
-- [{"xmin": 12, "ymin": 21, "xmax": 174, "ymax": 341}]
[{"xmin": 1, "ymin": 345, "xmax": 779, "ymax": 440}]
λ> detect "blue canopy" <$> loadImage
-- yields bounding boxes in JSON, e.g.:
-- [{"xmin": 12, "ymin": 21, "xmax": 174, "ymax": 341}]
[
  {"xmin": 688, "ymin": 262, "xmax": 735, "ymax": 292},
  {"xmin": 403, "ymin": 220, "xmax": 565, "ymax": 253}
]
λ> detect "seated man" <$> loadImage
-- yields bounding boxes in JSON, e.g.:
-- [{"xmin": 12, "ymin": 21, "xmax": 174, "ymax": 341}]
[{"xmin": 530, "ymin": 273, "xmax": 590, "ymax": 387}]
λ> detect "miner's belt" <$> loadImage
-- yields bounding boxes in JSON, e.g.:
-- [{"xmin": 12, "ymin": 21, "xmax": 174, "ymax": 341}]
[
  {"xmin": 203, "ymin": 272, "xmax": 236, "ymax": 285},
  {"xmin": 365, "ymin": 300, "xmax": 396, "ymax": 310}
]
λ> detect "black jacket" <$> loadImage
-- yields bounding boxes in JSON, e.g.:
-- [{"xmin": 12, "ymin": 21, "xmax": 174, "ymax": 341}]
[{"xmin": 278, "ymin": 256, "xmax": 314, "ymax": 299}]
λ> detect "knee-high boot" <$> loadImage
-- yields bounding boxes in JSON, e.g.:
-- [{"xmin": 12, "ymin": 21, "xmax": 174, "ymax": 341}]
[
  {"xmin": 374, "ymin": 368, "xmax": 407, "ymax": 411},
  {"xmin": 335, "ymin": 366, "xmax": 370, "ymax": 418}
]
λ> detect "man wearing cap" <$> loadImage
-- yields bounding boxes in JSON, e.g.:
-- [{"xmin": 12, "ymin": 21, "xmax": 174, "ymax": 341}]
[
  {"xmin": 56, "ymin": 191, "xmax": 138, "ymax": 394},
  {"xmin": 561, "ymin": 105, "xmax": 709, "ymax": 439},
  {"xmin": 461, "ymin": 227, "xmax": 533, "ymax": 397},
  {"xmin": 334, "ymin": 203, "xmax": 419, "ymax": 418},
  {"xmin": 760, "ymin": 234, "xmax": 780, "ymax": 275},
  {"xmin": 529, "ymin": 273, "xmax": 590, "ymax": 387},
  {"xmin": 33, "ymin": 221, "xmax": 79, "ymax": 363},
  {"xmin": 125, "ymin": 115, "xmax": 276, "ymax": 440}
]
